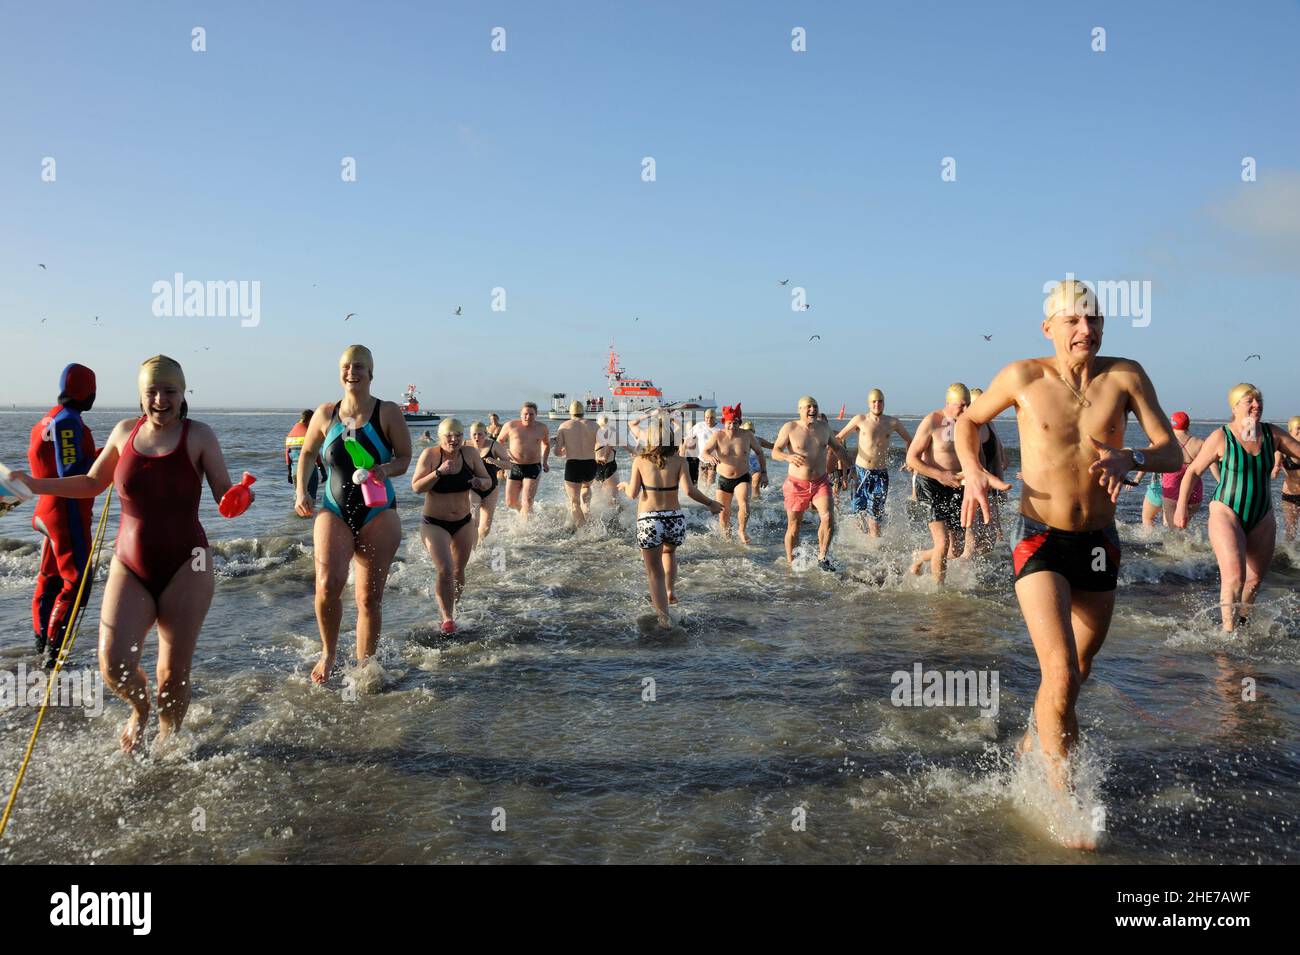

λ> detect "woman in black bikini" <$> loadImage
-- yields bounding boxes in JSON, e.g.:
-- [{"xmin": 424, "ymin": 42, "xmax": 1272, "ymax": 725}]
[
  {"xmin": 412, "ymin": 418, "xmax": 493, "ymax": 633},
  {"xmin": 467, "ymin": 420, "xmax": 512, "ymax": 547},
  {"xmin": 1273, "ymin": 414, "xmax": 1300, "ymax": 542}
]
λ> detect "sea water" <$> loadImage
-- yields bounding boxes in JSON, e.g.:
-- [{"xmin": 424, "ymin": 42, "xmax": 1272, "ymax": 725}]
[{"xmin": 0, "ymin": 409, "xmax": 1295, "ymax": 863}]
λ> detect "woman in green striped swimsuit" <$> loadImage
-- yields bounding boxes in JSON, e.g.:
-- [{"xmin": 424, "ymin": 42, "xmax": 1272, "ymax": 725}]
[{"xmin": 1174, "ymin": 383, "xmax": 1300, "ymax": 631}]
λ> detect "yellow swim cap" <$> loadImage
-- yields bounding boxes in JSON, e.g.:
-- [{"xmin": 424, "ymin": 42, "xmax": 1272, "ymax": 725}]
[
  {"xmin": 469, "ymin": 420, "xmax": 487, "ymax": 435},
  {"xmin": 1044, "ymin": 279, "xmax": 1101, "ymax": 320},
  {"xmin": 340, "ymin": 344, "xmax": 374, "ymax": 379},
  {"xmin": 1227, "ymin": 382, "xmax": 1261, "ymax": 412},
  {"xmin": 1288, "ymin": 415, "xmax": 1300, "ymax": 432},
  {"xmin": 569, "ymin": 400, "xmax": 584, "ymax": 416},
  {"xmin": 438, "ymin": 417, "xmax": 464, "ymax": 437},
  {"xmin": 945, "ymin": 383, "xmax": 971, "ymax": 405},
  {"xmin": 868, "ymin": 388, "xmax": 884, "ymax": 403},
  {"xmin": 138, "ymin": 354, "xmax": 186, "ymax": 393}
]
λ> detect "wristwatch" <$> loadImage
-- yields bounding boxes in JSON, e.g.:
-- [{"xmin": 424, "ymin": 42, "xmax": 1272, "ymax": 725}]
[{"xmin": 1125, "ymin": 448, "xmax": 1146, "ymax": 470}]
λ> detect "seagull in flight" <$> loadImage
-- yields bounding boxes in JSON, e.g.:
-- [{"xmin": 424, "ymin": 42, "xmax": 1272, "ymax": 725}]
[
  {"xmin": 983, "ymin": 334, "xmax": 993, "ymax": 341},
  {"xmin": 452, "ymin": 306, "xmax": 463, "ymax": 316},
  {"xmin": 345, "ymin": 313, "xmax": 357, "ymax": 321},
  {"xmin": 92, "ymin": 316, "xmax": 101, "ymax": 326},
  {"xmin": 800, "ymin": 303, "xmax": 811, "ymax": 311},
  {"xmin": 37, "ymin": 263, "xmax": 47, "ymax": 270},
  {"xmin": 40, "ymin": 317, "xmax": 47, "ymax": 324},
  {"xmin": 1245, "ymin": 354, "xmax": 1261, "ymax": 361},
  {"xmin": 809, "ymin": 334, "xmax": 821, "ymax": 342},
  {"xmin": 778, "ymin": 279, "xmax": 789, "ymax": 286}
]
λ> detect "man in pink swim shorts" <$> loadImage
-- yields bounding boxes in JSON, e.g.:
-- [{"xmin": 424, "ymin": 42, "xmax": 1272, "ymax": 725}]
[{"xmin": 772, "ymin": 396, "xmax": 853, "ymax": 570}]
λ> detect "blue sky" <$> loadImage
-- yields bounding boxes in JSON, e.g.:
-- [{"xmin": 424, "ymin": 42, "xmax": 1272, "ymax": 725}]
[{"xmin": 2, "ymin": 1, "xmax": 1298, "ymax": 418}]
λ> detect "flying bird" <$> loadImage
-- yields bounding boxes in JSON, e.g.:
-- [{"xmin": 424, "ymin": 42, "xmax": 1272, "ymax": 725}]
[
  {"xmin": 40, "ymin": 317, "xmax": 47, "ymax": 324},
  {"xmin": 800, "ymin": 304, "xmax": 811, "ymax": 311},
  {"xmin": 452, "ymin": 306, "xmax": 463, "ymax": 316},
  {"xmin": 778, "ymin": 279, "xmax": 789, "ymax": 286},
  {"xmin": 345, "ymin": 313, "xmax": 357, "ymax": 321},
  {"xmin": 1245, "ymin": 354, "xmax": 1261, "ymax": 361},
  {"xmin": 983, "ymin": 334, "xmax": 993, "ymax": 341},
  {"xmin": 37, "ymin": 264, "xmax": 46, "ymax": 270},
  {"xmin": 809, "ymin": 334, "xmax": 821, "ymax": 342}
]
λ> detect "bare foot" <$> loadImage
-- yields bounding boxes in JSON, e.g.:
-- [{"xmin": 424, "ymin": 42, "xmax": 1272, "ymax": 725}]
[
  {"xmin": 311, "ymin": 651, "xmax": 335, "ymax": 685},
  {"xmin": 667, "ymin": 593, "xmax": 678, "ymax": 605},
  {"xmin": 656, "ymin": 613, "xmax": 672, "ymax": 630},
  {"xmin": 909, "ymin": 557, "xmax": 925, "ymax": 576},
  {"xmin": 119, "ymin": 709, "xmax": 147, "ymax": 753},
  {"xmin": 739, "ymin": 532, "xmax": 751, "ymax": 545}
]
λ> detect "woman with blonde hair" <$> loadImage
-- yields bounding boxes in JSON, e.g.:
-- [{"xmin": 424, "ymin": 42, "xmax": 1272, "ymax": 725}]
[
  {"xmin": 467, "ymin": 420, "xmax": 512, "ymax": 546},
  {"xmin": 1175, "ymin": 384, "xmax": 1300, "ymax": 631},
  {"xmin": 14, "ymin": 356, "xmax": 249, "ymax": 751},
  {"xmin": 294, "ymin": 345, "xmax": 412, "ymax": 682},
  {"xmin": 619, "ymin": 412, "xmax": 722, "ymax": 628},
  {"xmin": 412, "ymin": 418, "xmax": 494, "ymax": 633}
]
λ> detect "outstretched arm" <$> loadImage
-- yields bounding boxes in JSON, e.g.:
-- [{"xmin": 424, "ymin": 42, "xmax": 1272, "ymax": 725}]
[
  {"xmin": 16, "ymin": 419, "xmax": 127, "ymax": 498},
  {"xmin": 1173, "ymin": 431, "xmax": 1224, "ymax": 528},
  {"xmin": 681, "ymin": 463, "xmax": 722, "ymax": 511},
  {"xmin": 957, "ymin": 365, "xmax": 1017, "ymax": 526}
]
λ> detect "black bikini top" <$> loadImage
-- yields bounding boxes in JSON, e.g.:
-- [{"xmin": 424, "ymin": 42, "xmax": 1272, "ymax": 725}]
[{"xmin": 430, "ymin": 448, "xmax": 474, "ymax": 493}]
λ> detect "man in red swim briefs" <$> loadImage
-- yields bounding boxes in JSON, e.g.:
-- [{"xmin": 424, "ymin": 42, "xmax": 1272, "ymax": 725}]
[{"xmin": 772, "ymin": 395, "xmax": 853, "ymax": 570}]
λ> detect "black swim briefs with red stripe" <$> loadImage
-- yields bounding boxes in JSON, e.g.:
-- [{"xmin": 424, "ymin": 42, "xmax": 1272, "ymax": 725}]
[{"xmin": 1012, "ymin": 514, "xmax": 1121, "ymax": 592}]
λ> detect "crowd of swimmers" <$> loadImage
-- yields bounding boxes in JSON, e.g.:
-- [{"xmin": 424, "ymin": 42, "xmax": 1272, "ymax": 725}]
[{"xmin": 11, "ymin": 283, "xmax": 1300, "ymax": 843}]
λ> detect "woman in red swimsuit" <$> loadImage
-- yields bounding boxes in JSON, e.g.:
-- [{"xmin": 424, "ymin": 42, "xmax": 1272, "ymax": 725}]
[{"xmin": 15, "ymin": 356, "xmax": 247, "ymax": 753}]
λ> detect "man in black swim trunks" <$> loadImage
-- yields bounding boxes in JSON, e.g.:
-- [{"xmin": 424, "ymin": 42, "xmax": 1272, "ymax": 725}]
[
  {"xmin": 593, "ymin": 414, "xmax": 621, "ymax": 501},
  {"xmin": 553, "ymin": 399, "xmax": 599, "ymax": 527},
  {"xmin": 497, "ymin": 401, "xmax": 550, "ymax": 523},
  {"xmin": 702, "ymin": 402, "xmax": 767, "ymax": 544},
  {"xmin": 958, "ymin": 279, "xmax": 1179, "ymax": 833},
  {"xmin": 906, "ymin": 383, "xmax": 970, "ymax": 582}
]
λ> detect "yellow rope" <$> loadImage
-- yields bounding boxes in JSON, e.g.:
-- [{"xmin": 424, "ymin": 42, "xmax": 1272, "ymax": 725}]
[{"xmin": 0, "ymin": 485, "xmax": 114, "ymax": 840}]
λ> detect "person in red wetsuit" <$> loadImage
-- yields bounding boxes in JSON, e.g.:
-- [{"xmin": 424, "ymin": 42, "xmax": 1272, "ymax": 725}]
[
  {"xmin": 14, "ymin": 356, "xmax": 250, "ymax": 753},
  {"xmin": 27, "ymin": 364, "xmax": 98, "ymax": 669}
]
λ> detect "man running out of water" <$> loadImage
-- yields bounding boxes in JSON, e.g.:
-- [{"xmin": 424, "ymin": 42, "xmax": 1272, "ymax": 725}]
[
  {"xmin": 958, "ymin": 279, "xmax": 1179, "ymax": 831},
  {"xmin": 771, "ymin": 396, "xmax": 853, "ymax": 570},
  {"xmin": 907, "ymin": 383, "xmax": 971, "ymax": 582},
  {"xmin": 836, "ymin": 388, "xmax": 912, "ymax": 537},
  {"xmin": 702, "ymin": 403, "xmax": 767, "ymax": 543},
  {"xmin": 593, "ymin": 414, "xmax": 621, "ymax": 500},
  {"xmin": 553, "ymin": 399, "xmax": 599, "ymax": 527},
  {"xmin": 497, "ymin": 402, "xmax": 550, "ymax": 522}
]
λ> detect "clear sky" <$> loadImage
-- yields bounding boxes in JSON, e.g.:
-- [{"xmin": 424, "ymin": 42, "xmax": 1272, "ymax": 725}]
[{"xmin": 2, "ymin": 1, "xmax": 1297, "ymax": 418}]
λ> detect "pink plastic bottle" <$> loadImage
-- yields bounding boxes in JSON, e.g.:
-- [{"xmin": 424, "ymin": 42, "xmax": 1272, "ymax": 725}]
[
  {"xmin": 360, "ymin": 473, "xmax": 388, "ymax": 507},
  {"xmin": 219, "ymin": 472, "xmax": 257, "ymax": 518}
]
